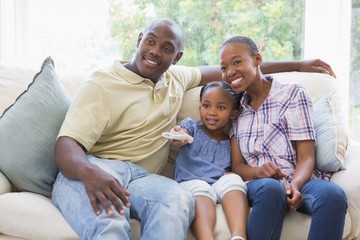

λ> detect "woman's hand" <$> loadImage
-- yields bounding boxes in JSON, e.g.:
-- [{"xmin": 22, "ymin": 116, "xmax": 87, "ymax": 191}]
[
  {"xmin": 284, "ymin": 182, "xmax": 303, "ymax": 212},
  {"xmin": 298, "ymin": 59, "xmax": 336, "ymax": 78},
  {"xmin": 256, "ymin": 162, "xmax": 287, "ymax": 180}
]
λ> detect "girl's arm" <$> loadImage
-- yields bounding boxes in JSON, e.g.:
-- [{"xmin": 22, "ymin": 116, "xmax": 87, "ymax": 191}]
[{"xmin": 230, "ymin": 136, "xmax": 286, "ymax": 181}]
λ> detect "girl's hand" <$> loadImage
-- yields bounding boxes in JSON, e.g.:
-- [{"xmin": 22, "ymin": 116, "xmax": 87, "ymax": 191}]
[
  {"xmin": 168, "ymin": 126, "xmax": 191, "ymax": 147},
  {"xmin": 284, "ymin": 183, "xmax": 303, "ymax": 212}
]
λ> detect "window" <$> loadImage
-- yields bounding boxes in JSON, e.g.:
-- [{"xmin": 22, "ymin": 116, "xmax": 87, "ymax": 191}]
[
  {"xmin": 0, "ymin": 0, "xmax": 357, "ymax": 141},
  {"xmin": 109, "ymin": 0, "xmax": 305, "ymax": 66},
  {"xmin": 1, "ymin": 0, "xmax": 305, "ymax": 71},
  {"xmin": 0, "ymin": 0, "xmax": 118, "ymax": 73}
]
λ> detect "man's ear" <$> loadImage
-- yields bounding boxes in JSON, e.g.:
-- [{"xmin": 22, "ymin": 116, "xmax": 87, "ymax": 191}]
[
  {"xmin": 136, "ymin": 33, "xmax": 143, "ymax": 47},
  {"xmin": 172, "ymin": 51, "xmax": 183, "ymax": 65}
]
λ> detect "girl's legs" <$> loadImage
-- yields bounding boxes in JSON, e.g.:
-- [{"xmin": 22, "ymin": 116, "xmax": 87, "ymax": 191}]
[
  {"xmin": 222, "ymin": 190, "xmax": 248, "ymax": 239},
  {"xmin": 247, "ymin": 178, "xmax": 286, "ymax": 240},
  {"xmin": 180, "ymin": 179, "xmax": 217, "ymax": 240},
  {"xmin": 191, "ymin": 195, "xmax": 216, "ymax": 240},
  {"xmin": 299, "ymin": 179, "xmax": 347, "ymax": 240},
  {"xmin": 213, "ymin": 174, "xmax": 248, "ymax": 239}
]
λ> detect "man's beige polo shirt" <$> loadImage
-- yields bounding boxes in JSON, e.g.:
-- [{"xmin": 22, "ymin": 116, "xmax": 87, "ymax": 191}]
[{"xmin": 58, "ymin": 60, "xmax": 201, "ymax": 173}]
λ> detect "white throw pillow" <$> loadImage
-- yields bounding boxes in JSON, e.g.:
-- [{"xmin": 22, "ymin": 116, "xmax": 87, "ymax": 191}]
[{"xmin": 0, "ymin": 57, "xmax": 71, "ymax": 197}]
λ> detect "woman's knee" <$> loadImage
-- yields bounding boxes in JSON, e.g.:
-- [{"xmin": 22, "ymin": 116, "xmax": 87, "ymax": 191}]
[
  {"xmin": 248, "ymin": 178, "xmax": 286, "ymax": 207},
  {"xmin": 251, "ymin": 178, "xmax": 285, "ymax": 196},
  {"xmin": 323, "ymin": 184, "xmax": 347, "ymax": 209}
]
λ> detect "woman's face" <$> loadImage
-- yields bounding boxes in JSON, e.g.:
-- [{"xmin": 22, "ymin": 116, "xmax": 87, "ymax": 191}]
[{"xmin": 220, "ymin": 43, "xmax": 260, "ymax": 93}]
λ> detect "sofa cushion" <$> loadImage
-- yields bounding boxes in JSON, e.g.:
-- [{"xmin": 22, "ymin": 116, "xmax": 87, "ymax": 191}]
[
  {"xmin": 313, "ymin": 94, "xmax": 344, "ymax": 172},
  {"xmin": 0, "ymin": 57, "xmax": 71, "ymax": 197},
  {"xmin": 0, "ymin": 192, "xmax": 79, "ymax": 240}
]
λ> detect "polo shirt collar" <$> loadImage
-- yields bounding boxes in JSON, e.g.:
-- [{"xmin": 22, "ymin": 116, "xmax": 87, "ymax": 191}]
[{"xmin": 113, "ymin": 60, "xmax": 168, "ymax": 86}]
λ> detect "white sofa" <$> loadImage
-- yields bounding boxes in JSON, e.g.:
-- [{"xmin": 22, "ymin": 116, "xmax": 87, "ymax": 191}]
[{"xmin": 0, "ymin": 60, "xmax": 359, "ymax": 240}]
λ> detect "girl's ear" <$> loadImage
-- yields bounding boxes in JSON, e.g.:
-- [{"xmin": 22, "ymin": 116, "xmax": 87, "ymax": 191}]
[{"xmin": 230, "ymin": 109, "xmax": 239, "ymax": 120}]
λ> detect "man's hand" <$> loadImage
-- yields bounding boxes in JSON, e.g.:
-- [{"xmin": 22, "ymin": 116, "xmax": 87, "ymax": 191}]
[
  {"xmin": 299, "ymin": 59, "xmax": 336, "ymax": 78},
  {"xmin": 256, "ymin": 162, "xmax": 287, "ymax": 180},
  {"xmin": 80, "ymin": 165, "xmax": 131, "ymax": 216},
  {"xmin": 284, "ymin": 183, "xmax": 303, "ymax": 212}
]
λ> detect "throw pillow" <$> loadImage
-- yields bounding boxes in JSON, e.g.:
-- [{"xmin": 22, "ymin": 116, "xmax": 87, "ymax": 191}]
[
  {"xmin": 0, "ymin": 57, "xmax": 71, "ymax": 197},
  {"xmin": 313, "ymin": 94, "xmax": 345, "ymax": 172}
]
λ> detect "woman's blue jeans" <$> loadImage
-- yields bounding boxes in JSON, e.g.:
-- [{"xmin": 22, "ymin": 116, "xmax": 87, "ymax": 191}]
[
  {"xmin": 52, "ymin": 156, "xmax": 195, "ymax": 240},
  {"xmin": 246, "ymin": 178, "xmax": 347, "ymax": 240}
]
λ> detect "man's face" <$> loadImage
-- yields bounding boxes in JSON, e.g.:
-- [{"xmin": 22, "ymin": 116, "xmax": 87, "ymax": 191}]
[{"xmin": 133, "ymin": 22, "xmax": 183, "ymax": 83}]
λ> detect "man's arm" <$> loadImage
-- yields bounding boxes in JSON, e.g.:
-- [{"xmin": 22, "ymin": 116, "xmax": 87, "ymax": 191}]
[
  {"xmin": 198, "ymin": 59, "xmax": 336, "ymax": 86},
  {"xmin": 55, "ymin": 136, "xmax": 130, "ymax": 216}
]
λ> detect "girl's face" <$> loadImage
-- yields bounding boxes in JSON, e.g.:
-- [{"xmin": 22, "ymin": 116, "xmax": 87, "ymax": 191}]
[
  {"xmin": 199, "ymin": 87, "xmax": 237, "ymax": 133},
  {"xmin": 219, "ymin": 43, "xmax": 261, "ymax": 93}
]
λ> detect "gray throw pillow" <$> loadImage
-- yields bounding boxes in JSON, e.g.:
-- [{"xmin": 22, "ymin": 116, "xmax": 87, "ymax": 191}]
[{"xmin": 0, "ymin": 57, "xmax": 71, "ymax": 197}]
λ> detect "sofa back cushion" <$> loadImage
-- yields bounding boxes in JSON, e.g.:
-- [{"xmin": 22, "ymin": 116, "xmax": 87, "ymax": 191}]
[{"xmin": 0, "ymin": 65, "xmax": 37, "ymax": 115}]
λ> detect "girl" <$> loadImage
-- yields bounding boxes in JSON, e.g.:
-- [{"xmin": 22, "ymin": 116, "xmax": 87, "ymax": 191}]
[
  {"xmin": 220, "ymin": 36, "xmax": 347, "ymax": 240},
  {"xmin": 169, "ymin": 81, "xmax": 248, "ymax": 240}
]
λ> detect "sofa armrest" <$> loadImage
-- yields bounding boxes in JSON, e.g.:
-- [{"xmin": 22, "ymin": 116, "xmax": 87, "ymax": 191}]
[
  {"xmin": 0, "ymin": 171, "xmax": 12, "ymax": 195},
  {"xmin": 331, "ymin": 141, "xmax": 360, "ymax": 240}
]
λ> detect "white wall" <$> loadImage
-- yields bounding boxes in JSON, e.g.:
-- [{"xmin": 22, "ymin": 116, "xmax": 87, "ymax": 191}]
[
  {"xmin": 304, "ymin": 0, "xmax": 351, "ymax": 112},
  {"xmin": 0, "ymin": 0, "xmax": 28, "ymax": 66}
]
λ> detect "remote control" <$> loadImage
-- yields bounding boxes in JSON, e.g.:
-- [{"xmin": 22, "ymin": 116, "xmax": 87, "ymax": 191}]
[{"xmin": 162, "ymin": 131, "xmax": 194, "ymax": 144}]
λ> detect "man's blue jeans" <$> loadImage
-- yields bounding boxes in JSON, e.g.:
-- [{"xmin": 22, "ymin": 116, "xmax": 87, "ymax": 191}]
[
  {"xmin": 52, "ymin": 155, "xmax": 195, "ymax": 240},
  {"xmin": 247, "ymin": 178, "xmax": 347, "ymax": 240}
]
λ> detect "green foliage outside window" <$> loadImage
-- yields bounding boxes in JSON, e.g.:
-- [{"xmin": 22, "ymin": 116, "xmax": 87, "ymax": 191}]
[
  {"xmin": 351, "ymin": 1, "xmax": 360, "ymax": 72},
  {"xmin": 109, "ymin": 0, "xmax": 304, "ymax": 66}
]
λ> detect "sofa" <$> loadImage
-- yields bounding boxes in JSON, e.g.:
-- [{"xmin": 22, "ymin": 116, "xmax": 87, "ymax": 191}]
[{"xmin": 0, "ymin": 57, "xmax": 359, "ymax": 240}]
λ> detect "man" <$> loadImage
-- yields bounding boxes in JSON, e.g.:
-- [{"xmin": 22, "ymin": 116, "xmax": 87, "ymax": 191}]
[{"xmin": 52, "ymin": 18, "xmax": 335, "ymax": 240}]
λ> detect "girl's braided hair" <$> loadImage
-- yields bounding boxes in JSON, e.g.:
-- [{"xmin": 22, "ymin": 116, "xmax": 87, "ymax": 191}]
[{"xmin": 200, "ymin": 81, "xmax": 243, "ymax": 110}]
